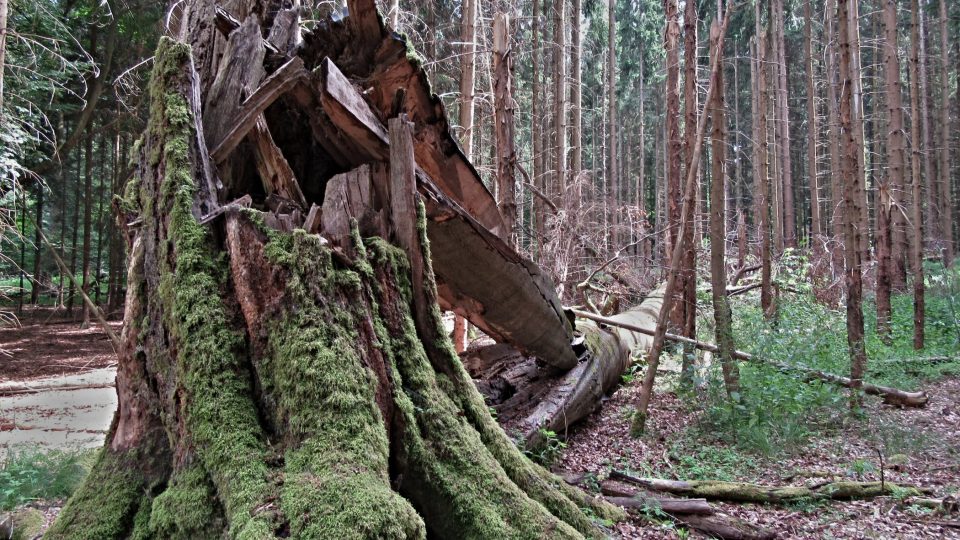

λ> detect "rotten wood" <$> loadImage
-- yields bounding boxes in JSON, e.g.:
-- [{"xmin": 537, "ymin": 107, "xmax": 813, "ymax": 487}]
[
  {"xmin": 611, "ymin": 470, "xmax": 931, "ymax": 504},
  {"xmin": 321, "ymin": 164, "xmax": 383, "ymax": 244},
  {"xmin": 210, "ymin": 56, "xmax": 307, "ymax": 162}
]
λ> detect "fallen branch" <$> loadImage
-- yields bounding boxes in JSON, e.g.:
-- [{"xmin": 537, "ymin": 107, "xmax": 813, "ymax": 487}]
[
  {"xmin": 611, "ymin": 470, "xmax": 930, "ymax": 504},
  {"xmin": 0, "ymin": 382, "xmax": 116, "ymax": 397},
  {"xmin": 601, "ymin": 480, "xmax": 776, "ymax": 540},
  {"xmin": 569, "ymin": 309, "xmax": 929, "ymax": 408}
]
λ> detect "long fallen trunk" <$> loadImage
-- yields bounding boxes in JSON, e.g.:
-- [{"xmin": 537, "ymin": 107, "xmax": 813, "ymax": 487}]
[
  {"xmin": 467, "ymin": 286, "xmax": 665, "ymax": 447},
  {"xmin": 570, "ymin": 309, "xmax": 930, "ymax": 408},
  {"xmin": 611, "ymin": 471, "xmax": 929, "ymax": 504}
]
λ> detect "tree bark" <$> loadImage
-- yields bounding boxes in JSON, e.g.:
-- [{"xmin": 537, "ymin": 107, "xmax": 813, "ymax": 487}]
[
  {"xmin": 552, "ymin": 0, "xmax": 567, "ymax": 203},
  {"xmin": 493, "ymin": 13, "xmax": 517, "ymax": 245},
  {"xmin": 47, "ymin": 7, "xmax": 623, "ymax": 535},
  {"xmin": 608, "ymin": 0, "xmax": 618, "ymax": 247},
  {"xmin": 883, "ymin": 0, "xmax": 909, "ymax": 290},
  {"xmin": 571, "ymin": 0, "xmax": 583, "ymax": 187},
  {"xmin": 30, "ymin": 184, "xmax": 44, "ymax": 304},
  {"xmin": 632, "ymin": 7, "xmax": 732, "ymax": 435},
  {"xmin": 709, "ymin": 19, "xmax": 740, "ymax": 398},
  {"xmin": 80, "ymin": 125, "xmax": 95, "ymax": 327},
  {"xmin": 665, "ymin": 0, "xmax": 682, "ymax": 272},
  {"xmin": 532, "ymin": 0, "xmax": 546, "ymax": 255},
  {"xmin": 773, "ymin": 0, "xmax": 796, "ymax": 249},
  {"xmin": 0, "ymin": 0, "xmax": 7, "ymax": 121},
  {"xmin": 677, "ymin": 0, "xmax": 698, "ymax": 383},
  {"xmin": 805, "ymin": 0, "xmax": 822, "ymax": 246},
  {"xmin": 752, "ymin": 8, "xmax": 774, "ymax": 317},
  {"xmin": 937, "ymin": 0, "xmax": 954, "ymax": 265},
  {"xmin": 909, "ymin": 0, "xmax": 926, "ymax": 349},
  {"xmin": 838, "ymin": 0, "xmax": 868, "ymax": 409}
]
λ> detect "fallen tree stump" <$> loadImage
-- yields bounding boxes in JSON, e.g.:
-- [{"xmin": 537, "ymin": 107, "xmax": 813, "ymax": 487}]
[
  {"xmin": 570, "ymin": 309, "xmax": 930, "ymax": 408},
  {"xmin": 611, "ymin": 470, "xmax": 930, "ymax": 504}
]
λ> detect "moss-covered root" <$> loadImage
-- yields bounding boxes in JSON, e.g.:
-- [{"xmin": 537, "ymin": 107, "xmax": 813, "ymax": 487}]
[
  {"xmin": 365, "ymin": 240, "xmax": 597, "ymax": 539},
  {"xmin": 43, "ymin": 449, "xmax": 152, "ymax": 540},
  {"xmin": 144, "ymin": 464, "xmax": 226, "ymax": 539},
  {"xmin": 257, "ymin": 231, "xmax": 425, "ymax": 539}
]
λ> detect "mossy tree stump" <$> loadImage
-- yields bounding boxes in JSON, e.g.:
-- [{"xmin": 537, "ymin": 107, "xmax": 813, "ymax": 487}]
[{"xmin": 44, "ymin": 3, "xmax": 621, "ymax": 537}]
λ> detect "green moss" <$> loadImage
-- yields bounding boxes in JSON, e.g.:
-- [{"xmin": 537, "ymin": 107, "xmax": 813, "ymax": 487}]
[
  {"xmin": 43, "ymin": 449, "xmax": 147, "ymax": 540},
  {"xmin": 148, "ymin": 465, "xmax": 225, "ymax": 539},
  {"xmin": 147, "ymin": 37, "xmax": 276, "ymax": 538},
  {"xmin": 10, "ymin": 508, "xmax": 44, "ymax": 540},
  {"xmin": 365, "ymin": 239, "xmax": 588, "ymax": 539},
  {"xmin": 249, "ymin": 229, "xmax": 423, "ymax": 539}
]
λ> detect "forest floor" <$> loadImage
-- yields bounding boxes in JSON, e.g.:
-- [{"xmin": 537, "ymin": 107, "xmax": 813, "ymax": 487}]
[
  {"xmin": 1, "ymin": 309, "xmax": 958, "ymax": 538},
  {"xmin": 557, "ymin": 371, "xmax": 960, "ymax": 539}
]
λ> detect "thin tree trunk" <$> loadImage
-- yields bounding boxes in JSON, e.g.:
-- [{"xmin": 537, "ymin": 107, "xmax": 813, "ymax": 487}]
[
  {"xmin": 938, "ymin": 0, "xmax": 954, "ymax": 265},
  {"xmin": 909, "ymin": 0, "xmax": 926, "ymax": 349},
  {"xmin": 31, "ymin": 184, "xmax": 44, "ymax": 304},
  {"xmin": 571, "ymin": 0, "xmax": 582, "ymax": 187},
  {"xmin": 80, "ymin": 125, "xmax": 94, "ymax": 327},
  {"xmin": 0, "ymin": 0, "xmax": 7, "ymax": 121},
  {"xmin": 454, "ymin": 0, "xmax": 478, "ymax": 354},
  {"xmin": 709, "ymin": 18, "xmax": 740, "ymax": 397},
  {"xmin": 878, "ymin": 0, "xmax": 909, "ymax": 341},
  {"xmin": 493, "ymin": 12, "xmax": 517, "ymax": 245},
  {"xmin": 805, "ymin": 0, "xmax": 822, "ymax": 245},
  {"xmin": 920, "ymin": 10, "xmax": 938, "ymax": 247},
  {"xmin": 67, "ymin": 145, "xmax": 82, "ymax": 317},
  {"xmin": 607, "ymin": 0, "xmax": 617, "ymax": 248},
  {"xmin": 848, "ymin": 3, "xmax": 869, "ymax": 262},
  {"xmin": 552, "ymin": 0, "xmax": 567, "ymax": 202},
  {"xmin": 753, "ymin": 7, "xmax": 774, "ymax": 316},
  {"xmin": 665, "ymin": 0, "xmax": 682, "ymax": 279},
  {"xmin": 838, "ymin": 0, "xmax": 868, "ymax": 409},
  {"xmin": 633, "ymin": 6, "xmax": 731, "ymax": 435},
  {"xmin": 826, "ymin": 0, "xmax": 844, "ymax": 243},
  {"xmin": 532, "ymin": 0, "xmax": 545, "ymax": 255},
  {"xmin": 773, "ymin": 0, "xmax": 796, "ymax": 249},
  {"xmin": 678, "ymin": 0, "xmax": 698, "ymax": 385}
]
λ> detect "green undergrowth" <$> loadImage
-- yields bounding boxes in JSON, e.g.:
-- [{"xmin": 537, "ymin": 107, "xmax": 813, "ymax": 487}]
[
  {"xmin": 0, "ymin": 449, "xmax": 96, "ymax": 511},
  {"xmin": 688, "ymin": 260, "xmax": 960, "ymax": 459}
]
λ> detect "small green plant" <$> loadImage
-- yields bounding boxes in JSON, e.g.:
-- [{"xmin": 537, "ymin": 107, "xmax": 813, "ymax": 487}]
[
  {"xmin": 0, "ymin": 449, "xmax": 95, "ymax": 511},
  {"xmin": 845, "ymin": 458, "xmax": 876, "ymax": 481},
  {"xmin": 524, "ymin": 429, "xmax": 567, "ymax": 467}
]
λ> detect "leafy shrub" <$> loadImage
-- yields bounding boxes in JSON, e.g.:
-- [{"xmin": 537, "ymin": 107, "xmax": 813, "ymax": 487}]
[{"xmin": 0, "ymin": 449, "xmax": 95, "ymax": 511}]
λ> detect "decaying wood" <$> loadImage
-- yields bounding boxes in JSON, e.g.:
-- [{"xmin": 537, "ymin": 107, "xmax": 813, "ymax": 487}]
[
  {"xmin": 210, "ymin": 56, "xmax": 307, "ymax": 162},
  {"xmin": 466, "ymin": 286, "xmax": 664, "ymax": 448},
  {"xmin": 570, "ymin": 309, "xmax": 930, "ymax": 408},
  {"xmin": 320, "ymin": 164, "xmax": 382, "ymax": 243},
  {"xmin": 611, "ymin": 470, "xmax": 931, "ymax": 504}
]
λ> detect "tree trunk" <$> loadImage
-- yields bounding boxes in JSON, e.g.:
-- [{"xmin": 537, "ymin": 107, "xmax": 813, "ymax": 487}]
[
  {"xmin": 492, "ymin": 13, "xmax": 517, "ymax": 245},
  {"xmin": 838, "ymin": 0, "xmax": 868, "ymax": 409},
  {"xmin": 753, "ymin": 8, "xmax": 774, "ymax": 317},
  {"xmin": 878, "ymin": 0, "xmax": 909, "ymax": 342},
  {"xmin": 665, "ymin": 0, "xmax": 682, "ymax": 277},
  {"xmin": 909, "ymin": 0, "xmax": 926, "ymax": 349},
  {"xmin": 30, "ymin": 184, "xmax": 44, "ymax": 304},
  {"xmin": 0, "ymin": 0, "xmax": 7, "ymax": 120},
  {"xmin": 608, "ymin": 0, "xmax": 618, "ymax": 248},
  {"xmin": 532, "ymin": 0, "xmax": 546, "ymax": 255},
  {"xmin": 678, "ymin": 0, "xmax": 698, "ymax": 383},
  {"xmin": 67, "ymin": 144, "xmax": 82, "ymax": 316},
  {"xmin": 709, "ymin": 19, "xmax": 740, "ymax": 398},
  {"xmin": 920, "ymin": 8, "xmax": 938, "ymax": 248},
  {"xmin": 883, "ymin": 0, "xmax": 909, "ymax": 289},
  {"xmin": 938, "ymin": 0, "xmax": 954, "ymax": 265},
  {"xmin": 571, "ymin": 0, "xmax": 582, "ymax": 188},
  {"xmin": 552, "ymin": 0, "xmax": 567, "ymax": 203},
  {"xmin": 805, "ymin": 0, "xmax": 822, "ymax": 246},
  {"xmin": 47, "ymin": 5, "xmax": 623, "ymax": 536},
  {"xmin": 80, "ymin": 125, "xmax": 95, "ymax": 327},
  {"xmin": 773, "ymin": 0, "xmax": 796, "ymax": 249}
]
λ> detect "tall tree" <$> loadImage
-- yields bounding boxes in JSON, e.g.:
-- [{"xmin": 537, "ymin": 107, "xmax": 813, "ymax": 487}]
[
  {"xmin": 80, "ymin": 125, "xmax": 94, "ymax": 327},
  {"xmin": 708, "ymin": 14, "xmax": 739, "ymax": 398},
  {"xmin": 552, "ymin": 0, "xmax": 567, "ymax": 202},
  {"xmin": 571, "ymin": 0, "xmax": 583, "ymax": 186},
  {"xmin": 773, "ymin": 0, "xmax": 796, "ymax": 249},
  {"xmin": 607, "ymin": 0, "xmax": 617, "ymax": 246},
  {"xmin": 753, "ymin": 7, "xmax": 774, "ymax": 316},
  {"xmin": 937, "ymin": 0, "xmax": 954, "ymax": 265},
  {"xmin": 909, "ymin": 0, "xmax": 926, "ymax": 348},
  {"xmin": 878, "ymin": 0, "xmax": 910, "ymax": 341},
  {"xmin": 804, "ymin": 0, "xmax": 822, "ymax": 246},
  {"xmin": 838, "ymin": 0, "xmax": 868, "ymax": 408},
  {"xmin": 0, "ymin": 0, "xmax": 7, "ymax": 119},
  {"xmin": 493, "ymin": 12, "xmax": 517, "ymax": 244},
  {"xmin": 664, "ymin": 0, "xmax": 682, "ymax": 269},
  {"xmin": 532, "ymin": 0, "xmax": 546, "ymax": 250},
  {"xmin": 678, "ymin": 0, "xmax": 698, "ymax": 385}
]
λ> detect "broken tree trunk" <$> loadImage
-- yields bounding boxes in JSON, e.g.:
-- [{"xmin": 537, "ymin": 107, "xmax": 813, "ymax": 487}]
[
  {"xmin": 611, "ymin": 471, "xmax": 929, "ymax": 504},
  {"xmin": 46, "ymin": 2, "xmax": 622, "ymax": 537},
  {"xmin": 570, "ymin": 309, "xmax": 929, "ymax": 408},
  {"xmin": 466, "ymin": 286, "xmax": 665, "ymax": 448}
]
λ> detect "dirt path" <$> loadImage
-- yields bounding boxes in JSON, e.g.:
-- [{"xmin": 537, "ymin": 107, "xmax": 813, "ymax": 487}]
[{"xmin": 0, "ymin": 319, "xmax": 119, "ymax": 455}]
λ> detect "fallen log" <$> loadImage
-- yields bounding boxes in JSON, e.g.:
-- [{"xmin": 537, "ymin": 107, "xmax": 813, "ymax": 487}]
[
  {"xmin": 0, "ymin": 383, "xmax": 116, "ymax": 397},
  {"xmin": 610, "ymin": 470, "xmax": 930, "ymax": 504},
  {"xmin": 569, "ymin": 309, "xmax": 929, "ymax": 408},
  {"xmin": 600, "ymin": 480, "xmax": 777, "ymax": 540},
  {"xmin": 467, "ymin": 286, "xmax": 664, "ymax": 447}
]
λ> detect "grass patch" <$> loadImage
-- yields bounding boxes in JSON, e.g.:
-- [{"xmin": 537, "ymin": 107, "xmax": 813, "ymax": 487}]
[{"xmin": 0, "ymin": 449, "xmax": 96, "ymax": 511}]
